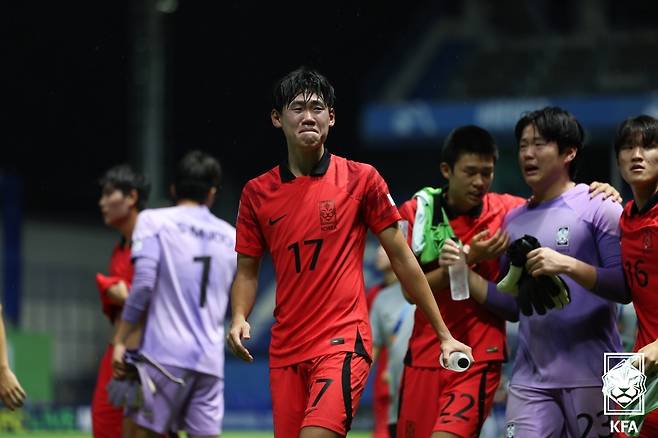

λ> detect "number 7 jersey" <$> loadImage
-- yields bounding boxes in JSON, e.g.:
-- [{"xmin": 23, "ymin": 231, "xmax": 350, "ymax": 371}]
[
  {"xmin": 236, "ymin": 152, "xmax": 401, "ymax": 367},
  {"xmin": 130, "ymin": 205, "xmax": 236, "ymax": 377}
]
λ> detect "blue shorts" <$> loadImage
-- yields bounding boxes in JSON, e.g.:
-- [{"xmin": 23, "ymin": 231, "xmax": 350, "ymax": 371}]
[
  {"xmin": 505, "ymin": 384, "xmax": 611, "ymax": 437},
  {"xmin": 128, "ymin": 363, "xmax": 224, "ymax": 436}
]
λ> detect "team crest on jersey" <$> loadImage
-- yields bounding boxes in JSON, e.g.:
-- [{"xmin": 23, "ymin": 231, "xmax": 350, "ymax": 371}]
[
  {"xmin": 319, "ymin": 200, "xmax": 337, "ymax": 231},
  {"xmin": 643, "ymin": 229, "xmax": 653, "ymax": 251},
  {"xmin": 505, "ymin": 422, "xmax": 515, "ymax": 437},
  {"xmin": 556, "ymin": 226, "xmax": 569, "ymax": 247}
]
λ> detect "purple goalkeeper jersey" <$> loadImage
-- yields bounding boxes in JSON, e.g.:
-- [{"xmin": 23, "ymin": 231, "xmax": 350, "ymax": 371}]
[
  {"xmin": 486, "ymin": 184, "xmax": 626, "ymax": 388},
  {"xmin": 124, "ymin": 205, "xmax": 236, "ymax": 378}
]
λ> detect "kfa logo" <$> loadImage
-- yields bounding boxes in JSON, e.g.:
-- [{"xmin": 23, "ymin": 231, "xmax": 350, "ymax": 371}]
[
  {"xmin": 556, "ymin": 226, "xmax": 569, "ymax": 247},
  {"xmin": 319, "ymin": 200, "xmax": 337, "ymax": 231},
  {"xmin": 602, "ymin": 352, "xmax": 646, "ymax": 434}
]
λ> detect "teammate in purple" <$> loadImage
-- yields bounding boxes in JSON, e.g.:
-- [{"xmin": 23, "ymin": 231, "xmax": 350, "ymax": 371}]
[
  {"xmin": 442, "ymin": 107, "xmax": 630, "ymax": 437},
  {"xmin": 112, "ymin": 151, "xmax": 236, "ymax": 438}
]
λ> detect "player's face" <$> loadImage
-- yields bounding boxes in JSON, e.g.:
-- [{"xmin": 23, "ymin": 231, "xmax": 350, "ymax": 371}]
[
  {"xmin": 618, "ymin": 136, "xmax": 658, "ymax": 189},
  {"xmin": 99, "ymin": 185, "xmax": 134, "ymax": 228},
  {"xmin": 518, "ymin": 123, "xmax": 575, "ymax": 190},
  {"xmin": 441, "ymin": 153, "xmax": 494, "ymax": 212},
  {"xmin": 271, "ymin": 92, "xmax": 335, "ymax": 150}
]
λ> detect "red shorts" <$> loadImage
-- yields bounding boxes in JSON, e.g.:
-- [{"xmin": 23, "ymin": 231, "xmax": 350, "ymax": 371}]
[
  {"xmin": 397, "ymin": 361, "xmax": 501, "ymax": 438},
  {"xmin": 270, "ymin": 352, "xmax": 370, "ymax": 437},
  {"xmin": 92, "ymin": 344, "xmax": 123, "ymax": 438}
]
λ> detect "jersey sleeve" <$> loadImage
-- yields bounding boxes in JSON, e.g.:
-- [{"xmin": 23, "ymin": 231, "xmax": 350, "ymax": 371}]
[
  {"xmin": 235, "ymin": 182, "xmax": 266, "ymax": 257},
  {"xmin": 131, "ymin": 211, "xmax": 161, "ymax": 262},
  {"xmin": 590, "ymin": 199, "xmax": 630, "ymax": 303},
  {"xmin": 398, "ymin": 199, "xmax": 417, "ymax": 248},
  {"xmin": 362, "ymin": 167, "xmax": 401, "ymax": 234}
]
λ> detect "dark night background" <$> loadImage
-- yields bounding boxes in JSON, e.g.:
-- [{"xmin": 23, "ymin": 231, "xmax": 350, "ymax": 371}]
[{"xmin": 5, "ymin": 1, "xmax": 445, "ymax": 222}]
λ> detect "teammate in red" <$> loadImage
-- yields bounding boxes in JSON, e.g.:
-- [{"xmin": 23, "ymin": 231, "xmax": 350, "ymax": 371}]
[
  {"xmin": 227, "ymin": 67, "xmax": 473, "ymax": 438},
  {"xmin": 396, "ymin": 126, "xmax": 524, "ymax": 438},
  {"xmin": 93, "ymin": 164, "xmax": 149, "ymax": 438},
  {"xmin": 615, "ymin": 115, "xmax": 658, "ymax": 436},
  {"xmin": 367, "ymin": 246, "xmax": 397, "ymax": 438}
]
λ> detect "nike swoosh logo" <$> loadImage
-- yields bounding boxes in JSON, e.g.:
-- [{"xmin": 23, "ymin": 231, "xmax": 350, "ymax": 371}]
[{"xmin": 268, "ymin": 214, "xmax": 287, "ymax": 226}]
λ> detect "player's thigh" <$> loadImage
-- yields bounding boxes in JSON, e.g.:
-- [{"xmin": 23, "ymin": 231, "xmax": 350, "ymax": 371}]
[
  {"xmin": 397, "ymin": 366, "xmax": 441, "ymax": 438},
  {"xmin": 301, "ymin": 352, "xmax": 370, "ymax": 436},
  {"xmin": 271, "ymin": 363, "xmax": 309, "ymax": 438},
  {"xmin": 505, "ymin": 384, "xmax": 563, "ymax": 438},
  {"xmin": 432, "ymin": 361, "xmax": 501, "ymax": 438},
  {"xmin": 129, "ymin": 364, "xmax": 192, "ymax": 435},
  {"xmin": 561, "ymin": 386, "xmax": 612, "ymax": 438},
  {"xmin": 180, "ymin": 373, "xmax": 223, "ymax": 437}
]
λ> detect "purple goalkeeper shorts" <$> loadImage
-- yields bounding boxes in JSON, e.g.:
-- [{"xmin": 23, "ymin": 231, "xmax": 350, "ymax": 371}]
[
  {"xmin": 504, "ymin": 384, "xmax": 611, "ymax": 437},
  {"xmin": 128, "ymin": 363, "xmax": 224, "ymax": 436}
]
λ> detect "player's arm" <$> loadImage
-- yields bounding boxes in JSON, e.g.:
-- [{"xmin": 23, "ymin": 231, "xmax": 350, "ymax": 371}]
[
  {"xmin": 441, "ymin": 239, "xmax": 520, "ymax": 322},
  {"xmin": 377, "ymin": 224, "xmax": 474, "ymax": 363},
  {"xmin": 0, "ymin": 305, "xmax": 26, "ymax": 410},
  {"xmin": 227, "ymin": 253, "xmax": 261, "ymax": 363},
  {"xmin": 105, "ymin": 280, "xmax": 129, "ymax": 305}
]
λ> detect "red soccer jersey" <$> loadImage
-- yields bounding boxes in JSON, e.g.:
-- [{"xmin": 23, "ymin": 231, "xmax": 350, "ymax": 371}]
[
  {"xmin": 236, "ymin": 152, "xmax": 401, "ymax": 367},
  {"xmin": 399, "ymin": 192, "xmax": 525, "ymax": 367},
  {"xmin": 95, "ymin": 241, "xmax": 133, "ymax": 323},
  {"xmin": 620, "ymin": 197, "xmax": 658, "ymax": 352}
]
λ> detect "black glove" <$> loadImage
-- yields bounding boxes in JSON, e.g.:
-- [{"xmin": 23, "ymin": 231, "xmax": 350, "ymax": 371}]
[{"xmin": 497, "ymin": 235, "xmax": 571, "ymax": 316}]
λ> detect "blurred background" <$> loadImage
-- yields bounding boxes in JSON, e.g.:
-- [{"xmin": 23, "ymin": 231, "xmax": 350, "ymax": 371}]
[{"xmin": 1, "ymin": 0, "xmax": 652, "ymax": 434}]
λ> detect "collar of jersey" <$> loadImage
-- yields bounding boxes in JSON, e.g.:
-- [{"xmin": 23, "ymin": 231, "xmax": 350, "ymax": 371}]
[
  {"xmin": 279, "ymin": 149, "xmax": 332, "ymax": 182},
  {"xmin": 630, "ymin": 189, "xmax": 658, "ymax": 217}
]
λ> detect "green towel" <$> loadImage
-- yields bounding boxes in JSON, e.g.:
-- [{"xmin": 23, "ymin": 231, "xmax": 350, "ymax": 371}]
[
  {"xmin": 412, "ymin": 187, "xmax": 458, "ymax": 264},
  {"xmin": 619, "ymin": 371, "xmax": 658, "ymax": 436}
]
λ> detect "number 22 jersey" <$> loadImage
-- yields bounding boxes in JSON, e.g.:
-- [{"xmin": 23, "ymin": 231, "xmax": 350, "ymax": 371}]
[{"xmin": 236, "ymin": 152, "xmax": 401, "ymax": 367}]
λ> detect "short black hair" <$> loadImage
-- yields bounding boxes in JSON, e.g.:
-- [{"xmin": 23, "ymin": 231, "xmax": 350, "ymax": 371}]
[
  {"xmin": 614, "ymin": 115, "xmax": 658, "ymax": 157},
  {"xmin": 99, "ymin": 164, "xmax": 150, "ymax": 211},
  {"xmin": 441, "ymin": 125, "xmax": 499, "ymax": 168},
  {"xmin": 174, "ymin": 150, "xmax": 222, "ymax": 203},
  {"xmin": 272, "ymin": 67, "xmax": 336, "ymax": 113},
  {"xmin": 514, "ymin": 106, "xmax": 584, "ymax": 179}
]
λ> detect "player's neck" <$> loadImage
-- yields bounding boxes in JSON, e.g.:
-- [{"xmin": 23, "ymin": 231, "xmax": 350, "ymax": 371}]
[
  {"xmin": 631, "ymin": 183, "xmax": 658, "ymax": 211},
  {"xmin": 531, "ymin": 175, "xmax": 574, "ymax": 204},
  {"xmin": 287, "ymin": 145, "xmax": 324, "ymax": 177},
  {"xmin": 117, "ymin": 210, "xmax": 138, "ymax": 243}
]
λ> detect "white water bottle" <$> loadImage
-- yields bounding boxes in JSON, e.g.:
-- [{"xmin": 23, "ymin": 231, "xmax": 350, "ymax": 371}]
[
  {"xmin": 440, "ymin": 351, "xmax": 472, "ymax": 372},
  {"xmin": 448, "ymin": 245, "xmax": 470, "ymax": 301}
]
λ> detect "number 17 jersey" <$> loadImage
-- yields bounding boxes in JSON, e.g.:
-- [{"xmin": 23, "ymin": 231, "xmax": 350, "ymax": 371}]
[{"xmin": 236, "ymin": 153, "xmax": 401, "ymax": 367}]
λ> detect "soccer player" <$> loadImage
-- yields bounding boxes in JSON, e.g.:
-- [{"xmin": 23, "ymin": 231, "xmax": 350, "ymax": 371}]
[
  {"xmin": 366, "ymin": 245, "xmax": 398, "ymax": 438},
  {"xmin": 0, "ymin": 306, "xmax": 25, "ymax": 410},
  {"xmin": 615, "ymin": 115, "xmax": 658, "ymax": 436},
  {"xmin": 370, "ymin": 280, "xmax": 415, "ymax": 438},
  {"xmin": 442, "ymin": 107, "xmax": 630, "ymax": 437},
  {"xmin": 94, "ymin": 164, "xmax": 149, "ymax": 438},
  {"xmin": 397, "ymin": 125, "xmax": 526, "ymax": 438},
  {"xmin": 227, "ymin": 67, "xmax": 472, "ymax": 438},
  {"xmin": 112, "ymin": 151, "xmax": 235, "ymax": 438}
]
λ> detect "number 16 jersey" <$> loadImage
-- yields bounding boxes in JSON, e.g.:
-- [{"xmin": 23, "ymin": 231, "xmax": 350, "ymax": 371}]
[
  {"xmin": 130, "ymin": 205, "xmax": 236, "ymax": 378},
  {"xmin": 236, "ymin": 152, "xmax": 401, "ymax": 367}
]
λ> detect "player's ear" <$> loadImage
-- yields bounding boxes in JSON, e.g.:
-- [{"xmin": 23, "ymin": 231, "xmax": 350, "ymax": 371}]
[
  {"xmin": 562, "ymin": 146, "xmax": 577, "ymax": 164},
  {"xmin": 127, "ymin": 189, "xmax": 138, "ymax": 209},
  {"xmin": 440, "ymin": 162, "xmax": 451, "ymax": 180},
  {"xmin": 328, "ymin": 107, "xmax": 336, "ymax": 127},
  {"xmin": 271, "ymin": 109, "xmax": 282, "ymax": 128}
]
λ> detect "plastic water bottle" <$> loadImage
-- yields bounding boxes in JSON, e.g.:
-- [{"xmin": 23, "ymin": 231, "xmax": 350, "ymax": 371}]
[
  {"xmin": 440, "ymin": 351, "xmax": 472, "ymax": 372},
  {"xmin": 448, "ymin": 245, "xmax": 470, "ymax": 301}
]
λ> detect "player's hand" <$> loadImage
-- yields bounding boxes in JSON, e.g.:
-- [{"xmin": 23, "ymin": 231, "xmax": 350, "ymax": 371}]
[
  {"xmin": 588, "ymin": 181, "xmax": 622, "ymax": 203},
  {"xmin": 0, "ymin": 367, "xmax": 26, "ymax": 410},
  {"xmin": 227, "ymin": 317, "xmax": 254, "ymax": 363},
  {"xmin": 466, "ymin": 229, "xmax": 509, "ymax": 265},
  {"xmin": 106, "ymin": 281, "xmax": 129, "ymax": 305},
  {"xmin": 639, "ymin": 340, "xmax": 658, "ymax": 375},
  {"xmin": 439, "ymin": 337, "xmax": 474, "ymax": 367},
  {"xmin": 525, "ymin": 247, "xmax": 569, "ymax": 277},
  {"xmin": 112, "ymin": 343, "xmax": 128, "ymax": 379},
  {"xmin": 438, "ymin": 239, "xmax": 464, "ymax": 267}
]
